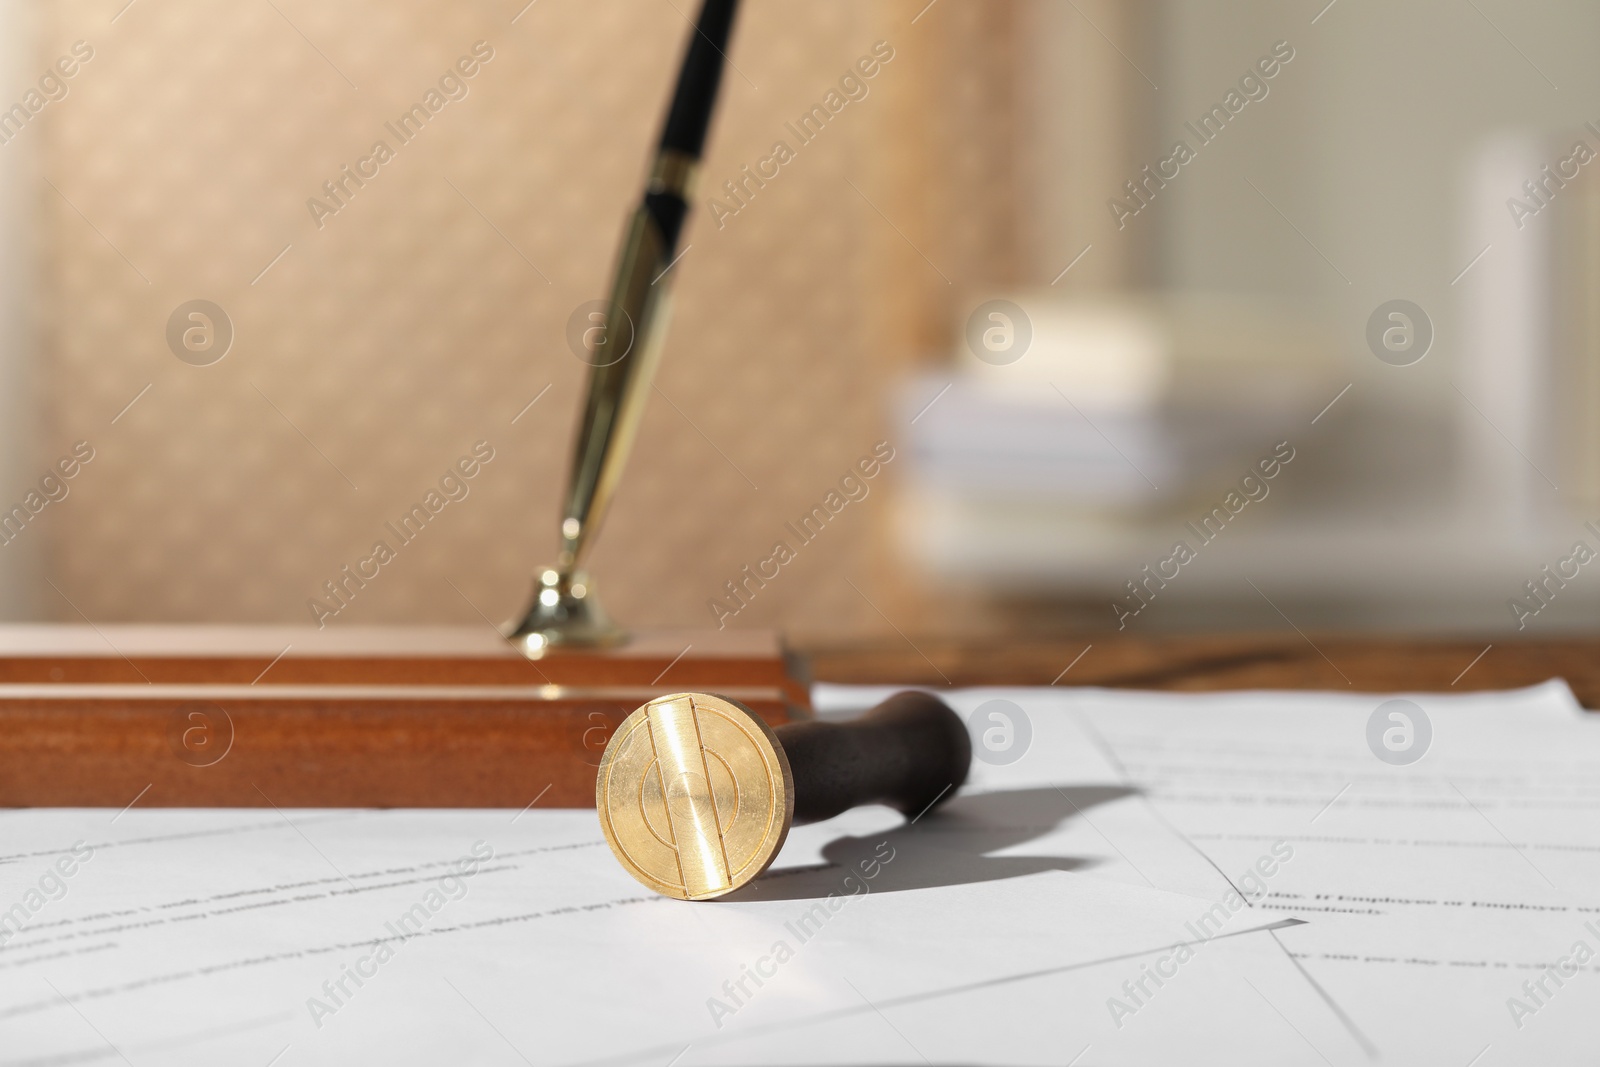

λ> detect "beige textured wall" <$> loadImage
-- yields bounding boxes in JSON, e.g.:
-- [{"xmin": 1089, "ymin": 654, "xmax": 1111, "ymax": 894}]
[
  {"xmin": 32, "ymin": 0, "xmax": 880, "ymax": 638},
  {"xmin": 28, "ymin": 0, "xmax": 1134, "ymax": 641}
]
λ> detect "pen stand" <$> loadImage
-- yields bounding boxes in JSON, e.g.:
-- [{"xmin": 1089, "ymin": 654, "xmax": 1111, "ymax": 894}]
[
  {"xmin": 505, "ymin": 572, "xmax": 624, "ymax": 655},
  {"xmin": 0, "ymin": 624, "xmax": 808, "ymax": 808},
  {"xmin": 505, "ymin": 569, "xmax": 626, "ymax": 655}
]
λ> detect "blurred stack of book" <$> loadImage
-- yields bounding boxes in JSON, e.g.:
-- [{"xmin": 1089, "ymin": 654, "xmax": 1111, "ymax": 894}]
[
  {"xmin": 896, "ymin": 292, "xmax": 1340, "ymax": 585},
  {"xmin": 891, "ymin": 141, "xmax": 1600, "ymax": 633}
]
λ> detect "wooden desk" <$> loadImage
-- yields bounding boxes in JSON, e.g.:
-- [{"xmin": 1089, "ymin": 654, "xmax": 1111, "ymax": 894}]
[
  {"xmin": 805, "ymin": 634, "xmax": 1600, "ymax": 708},
  {"xmin": 0, "ymin": 625, "xmax": 805, "ymax": 809},
  {"xmin": 0, "ymin": 628, "xmax": 1590, "ymax": 809}
]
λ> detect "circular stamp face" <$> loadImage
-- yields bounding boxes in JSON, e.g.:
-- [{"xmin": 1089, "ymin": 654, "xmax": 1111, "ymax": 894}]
[{"xmin": 597, "ymin": 693, "xmax": 793, "ymax": 901}]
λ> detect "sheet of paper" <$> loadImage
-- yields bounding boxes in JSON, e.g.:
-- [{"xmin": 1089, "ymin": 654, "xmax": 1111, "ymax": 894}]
[
  {"xmin": 817, "ymin": 679, "xmax": 1600, "ymax": 1064},
  {"xmin": 2, "ymin": 680, "xmax": 1596, "ymax": 1065},
  {"xmin": 0, "ymin": 810, "xmax": 1312, "ymax": 1066}
]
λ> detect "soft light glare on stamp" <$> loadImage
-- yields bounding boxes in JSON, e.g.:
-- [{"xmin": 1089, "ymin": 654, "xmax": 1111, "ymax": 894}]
[{"xmin": 596, "ymin": 693, "xmax": 794, "ymax": 901}]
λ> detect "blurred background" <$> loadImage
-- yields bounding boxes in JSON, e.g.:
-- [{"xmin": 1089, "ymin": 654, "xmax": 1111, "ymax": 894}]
[{"xmin": 1, "ymin": 0, "xmax": 1597, "ymax": 644}]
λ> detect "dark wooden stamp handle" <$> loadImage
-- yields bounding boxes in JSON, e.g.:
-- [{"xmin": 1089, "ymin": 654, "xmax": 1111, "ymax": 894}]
[{"xmin": 776, "ymin": 690, "xmax": 971, "ymax": 824}]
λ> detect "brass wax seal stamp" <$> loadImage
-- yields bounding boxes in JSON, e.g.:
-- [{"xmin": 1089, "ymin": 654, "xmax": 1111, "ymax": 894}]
[
  {"xmin": 597, "ymin": 690, "xmax": 971, "ymax": 900},
  {"xmin": 598, "ymin": 693, "xmax": 792, "ymax": 900}
]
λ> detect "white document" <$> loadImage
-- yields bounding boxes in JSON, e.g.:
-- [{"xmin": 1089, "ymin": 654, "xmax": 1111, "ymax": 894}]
[
  {"xmin": 819, "ymin": 679, "xmax": 1600, "ymax": 1065},
  {"xmin": 1, "ymin": 681, "xmax": 1596, "ymax": 1065}
]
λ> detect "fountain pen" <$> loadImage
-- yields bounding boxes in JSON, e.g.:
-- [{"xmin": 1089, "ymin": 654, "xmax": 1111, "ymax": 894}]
[{"xmin": 508, "ymin": 0, "xmax": 740, "ymax": 655}]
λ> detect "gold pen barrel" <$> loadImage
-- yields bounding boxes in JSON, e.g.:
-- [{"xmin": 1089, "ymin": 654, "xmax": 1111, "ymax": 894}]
[
  {"xmin": 558, "ymin": 199, "xmax": 679, "ymax": 573},
  {"xmin": 506, "ymin": 152, "xmax": 697, "ymax": 655}
]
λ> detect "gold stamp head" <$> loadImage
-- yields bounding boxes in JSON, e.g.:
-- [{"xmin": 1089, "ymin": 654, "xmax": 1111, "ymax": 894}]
[{"xmin": 596, "ymin": 693, "xmax": 794, "ymax": 901}]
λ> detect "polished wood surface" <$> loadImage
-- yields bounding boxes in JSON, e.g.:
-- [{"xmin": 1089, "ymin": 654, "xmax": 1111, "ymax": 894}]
[
  {"xmin": 805, "ymin": 633, "xmax": 1600, "ymax": 707},
  {"xmin": 0, "ymin": 626, "xmax": 804, "ymax": 808},
  {"xmin": 0, "ymin": 627, "xmax": 1592, "ymax": 809},
  {"xmin": 0, "ymin": 625, "xmax": 805, "ymax": 694}
]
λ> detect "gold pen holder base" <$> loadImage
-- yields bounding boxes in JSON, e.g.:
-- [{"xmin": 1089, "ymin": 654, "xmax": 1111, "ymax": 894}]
[{"xmin": 505, "ymin": 569, "xmax": 627, "ymax": 658}]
